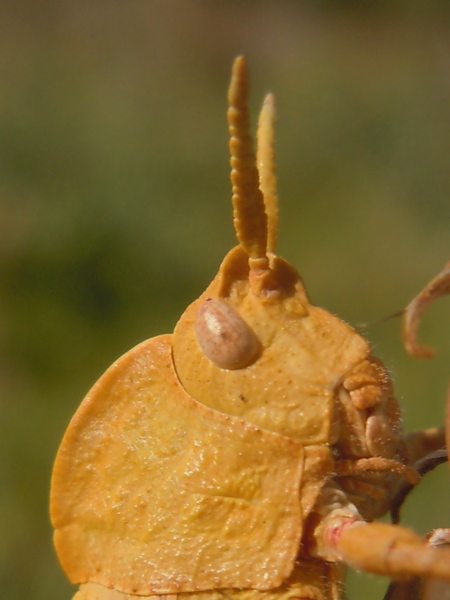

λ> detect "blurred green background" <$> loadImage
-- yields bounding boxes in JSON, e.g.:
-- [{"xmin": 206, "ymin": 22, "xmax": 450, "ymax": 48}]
[{"xmin": 1, "ymin": 2, "xmax": 449, "ymax": 599}]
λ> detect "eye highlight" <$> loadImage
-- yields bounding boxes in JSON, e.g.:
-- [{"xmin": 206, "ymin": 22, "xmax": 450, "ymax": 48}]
[{"xmin": 195, "ymin": 299, "xmax": 261, "ymax": 370}]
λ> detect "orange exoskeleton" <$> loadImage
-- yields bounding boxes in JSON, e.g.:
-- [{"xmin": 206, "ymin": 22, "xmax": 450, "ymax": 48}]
[{"xmin": 50, "ymin": 56, "xmax": 450, "ymax": 600}]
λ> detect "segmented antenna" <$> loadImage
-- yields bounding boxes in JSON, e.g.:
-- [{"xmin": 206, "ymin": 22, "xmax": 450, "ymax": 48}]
[
  {"xmin": 228, "ymin": 56, "xmax": 268, "ymax": 269},
  {"xmin": 257, "ymin": 93, "xmax": 279, "ymax": 255}
]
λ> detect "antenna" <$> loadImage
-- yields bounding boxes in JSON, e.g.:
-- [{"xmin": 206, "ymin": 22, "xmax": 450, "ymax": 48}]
[{"xmin": 227, "ymin": 56, "xmax": 269, "ymax": 271}]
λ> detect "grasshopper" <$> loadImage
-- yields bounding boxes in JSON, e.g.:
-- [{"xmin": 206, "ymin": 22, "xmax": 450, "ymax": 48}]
[{"xmin": 51, "ymin": 56, "xmax": 450, "ymax": 600}]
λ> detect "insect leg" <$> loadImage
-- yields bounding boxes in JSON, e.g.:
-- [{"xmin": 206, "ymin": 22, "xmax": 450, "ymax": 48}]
[
  {"xmin": 403, "ymin": 261, "xmax": 450, "ymax": 359},
  {"xmin": 307, "ymin": 484, "xmax": 450, "ymax": 581},
  {"xmin": 333, "ymin": 521, "xmax": 450, "ymax": 582}
]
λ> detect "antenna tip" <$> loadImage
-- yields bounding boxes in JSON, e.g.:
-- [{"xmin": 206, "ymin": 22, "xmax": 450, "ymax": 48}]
[
  {"xmin": 233, "ymin": 54, "xmax": 246, "ymax": 70},
  {"xmin": 228, "ymin": 56, "xmax": 248, "ymax": 105},
  {"xmin": 262, "ymin": 92, "xmax": 275, "ymax": 109},
  {"xmin": 259, "ymin": 92, "xmax": 276, "ymax": 129}
]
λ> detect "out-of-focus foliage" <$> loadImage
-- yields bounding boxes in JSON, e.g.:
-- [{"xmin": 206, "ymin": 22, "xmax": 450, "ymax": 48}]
[{"xmin": 0, "ymin": 2, "xmax": 449, "ymax": 599}]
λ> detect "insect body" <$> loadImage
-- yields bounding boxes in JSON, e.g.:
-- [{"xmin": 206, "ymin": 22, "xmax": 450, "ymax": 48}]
[{"xmin": 51, "ymin": 57, "xmax": 450, "ymax": 600}]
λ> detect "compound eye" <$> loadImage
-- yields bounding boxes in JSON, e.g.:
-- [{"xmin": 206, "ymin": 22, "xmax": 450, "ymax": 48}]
[{"xmin": 195, "ymin": 298, "xmax": 261, "ymax": 370}]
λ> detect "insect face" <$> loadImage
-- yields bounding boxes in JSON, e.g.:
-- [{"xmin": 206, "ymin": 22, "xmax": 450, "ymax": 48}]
[{"xmin": 173, "ymin": 246, "xmax": 371, "ymax": 445}]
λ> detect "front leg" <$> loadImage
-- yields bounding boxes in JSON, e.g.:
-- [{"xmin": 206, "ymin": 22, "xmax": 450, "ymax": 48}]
[
  {"xmin": 335, "ymin": 522, "xmax": 450, "ymax": 583},
  {"xmin": 308, "ymin": 488, "xmax": 450, "ymax": 583}
]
